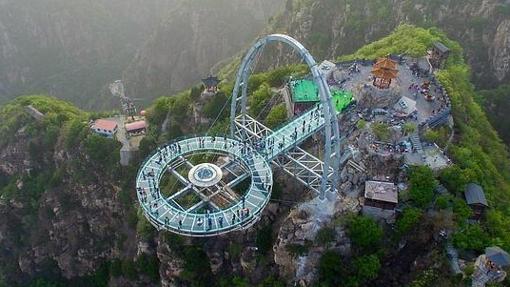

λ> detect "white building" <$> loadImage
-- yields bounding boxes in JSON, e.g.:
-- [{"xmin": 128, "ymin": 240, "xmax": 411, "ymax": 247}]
[{"xmin": 91, "ymin": 119, "xmax": 118, "ymax": 138}]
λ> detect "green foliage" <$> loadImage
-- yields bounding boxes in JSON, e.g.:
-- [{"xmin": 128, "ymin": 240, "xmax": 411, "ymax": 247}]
[
  {"xmin": 402, "ymin": 122, "xmax": 417, "ymax": 135},
  {"xmin": 452, "ymin": 224, "xmax": 490, "ymax": 251},
  {"xmin": 146, "ymin": 97, "xmax": 171, "ymax": 128},
  {"xmin": 285, "ymin": 243, "xmax": 310, "ymax": 257},
  {"xmin": 352, "ymin": 254, "xmax": 381, "ymax": 283},
  {"xmin": 203, "ymin": 91, "xmax": 229, "ymax": 120},
  {"xmin": 356, "ymin": 119, "xmax": 367, "ymax": 129},
  {"xmin": 180, "ymin": 246, "xmax": 213, "ymax": 287},
  {"xmin": 138, "ymin": 132, "xmax": 158, "ymax": 159},
  {"xmin": 316, "ymin": 227, "xmax": 336, "ymax": 246},
  {"xmin": 136, "ymin": 254, "xmax": 160, "ymax": 281},
  {"xmin": 485, "ymin": 210, "xmax": 510, "ymax": 251},
  {"xmin": 339, "ymin": 24, "xmax": 462, "ymax": 63},
  {"xmin": 257, "ymin": 276, "xmax": 285, "ymax": 287},
  {"xmin": 396, "ymin": 208, "xmax": 423, "ymax": 236},
  {"xmin": 109, "ymin": 259, "xmax": 122, "ymax": 277},
  {"xmin": 408, "ymin": 166, "xmax": 437, "ymax": 208},
  {"xmin": 346, "ymin": 215, "xmax": 383, "ymax": 252},
  {"xmin": 439, "ymin": 165, "xmax": 474, "ymax": 195},
  {"xmin": 136, "ymin": 208, "xmax": 155, "ymax": 240},
  {"xmin": 409, "ymin": 269, "xmax": 439, "ymax": 287},
  {"xmin": 0, "ymin": 95, "xmax": 87, "ymax": 148},
  {"xmin": 84, "ymin": 134, "xmax": 120, "ymax": 169},
  {"xmin": 248, "ymin": 83, "xmax": 272, "ymax": 116},
  {"xmin": 228, "ymin": 242, "xmax": 242, "ymax": 259},
  {"xmin": 190, "ymin": 85, "xmax": 203, "ymax": 101},
  {"xmin": 477, "ymin": 84, "xmax": 510, "ymax": 146},
  {"xmin": 265, "ymin": 103, "xmax": 287, "ymax": 129},
  {"xmin": 371, "ymin": 122, "xmax": 390, "ymax": 141},
  {"xmin": 434, "ymin": 194, "xmax": 450, "ymax": 209},
  {"xmin": 423, "ymin": 127, "xmax": 450, "ymax": 147},
  {"xmin": 451, "ymin": 197, "xmax": 472, "ymax": 222},
  {"xmin": 120, "ymin": 259, "xmax": 137, "ymax": 280},
  {"xmin": 318, "ymin": 250, "xmax": 344, "ymax": 286},
  {"xmin": 256, "ymin": 224, "xmax": 274, "ymax": 254}
]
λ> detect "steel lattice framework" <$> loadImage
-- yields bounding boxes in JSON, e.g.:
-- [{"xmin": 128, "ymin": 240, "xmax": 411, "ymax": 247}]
[
  {"xmin": 136, "ymin": 34, "xmax": 342, "ymax": 237},
  {"xmin": 230, "ymin": 34, "xmax": 341, "ymax": 200}
]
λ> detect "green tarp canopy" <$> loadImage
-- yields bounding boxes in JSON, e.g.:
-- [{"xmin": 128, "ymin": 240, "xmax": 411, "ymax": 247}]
[{"xmin": 290, "ymin": 79, "xmax": 353, "ymax": 112}]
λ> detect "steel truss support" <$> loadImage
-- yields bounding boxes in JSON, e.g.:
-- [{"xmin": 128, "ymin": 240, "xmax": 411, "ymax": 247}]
[{"xmin": 229, "ymin": 34, "xmax": 341, "ymax": 200}]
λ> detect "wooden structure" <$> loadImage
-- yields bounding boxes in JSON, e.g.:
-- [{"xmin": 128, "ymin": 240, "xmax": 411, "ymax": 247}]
[
  {"xmin": 202, "ymin": 76, "xmax": 220, "ymax": 93},
  {"xmin": 125, "ymin": 120, "xmax": 147, "ymax": 136},
  {"xmin": 464, "ymin": 183, "xmax": 488, "ymax": 220},
  {"xmin": 430, "ymin": 42, "xmax": 450, "ymax": 69},
  {"xmin": 362, "ymin": 180, "xmax": 398, "ymax": 223},
  {"xmin": 371, "ymin": 57, "xmax": 398, "ymax": 89}
]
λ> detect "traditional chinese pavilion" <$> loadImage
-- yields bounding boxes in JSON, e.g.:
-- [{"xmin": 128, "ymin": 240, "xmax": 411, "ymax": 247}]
[
  {"xmin": 371, "ymin": 57, "xmax": 398, "ymax": 89},
  {"xmin": 202, "ymin": 75, "xmax": 220, "ymax": 93}
]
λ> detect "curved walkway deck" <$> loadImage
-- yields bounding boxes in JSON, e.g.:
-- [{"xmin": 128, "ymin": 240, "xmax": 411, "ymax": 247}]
[{"xmin": 136, "ymin": 136, "xmax": 273, "ymax": 236}]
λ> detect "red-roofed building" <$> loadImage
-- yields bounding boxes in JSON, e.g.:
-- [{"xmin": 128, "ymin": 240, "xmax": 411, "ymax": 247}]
[
  {"xmin": 125, "ymin": 120, "xmax": 147, "ymax": 135},
  {"xmin": 91, "ymin": 119, "xmax": 118, "ymax": 138}
]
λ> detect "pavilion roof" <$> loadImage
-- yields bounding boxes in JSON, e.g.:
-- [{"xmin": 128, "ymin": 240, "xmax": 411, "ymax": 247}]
[
  {"xmin": 202, "ymin": 75, "xmax": 220, "ymax": 87},
  {"xmin": 371, "ymin": 57, "xmax": 398, "ymax": 79}
]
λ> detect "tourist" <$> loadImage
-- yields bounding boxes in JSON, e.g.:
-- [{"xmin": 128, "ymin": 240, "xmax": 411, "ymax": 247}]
[
  {"xmin": 219, "ymin": 216, "xmax": 223, "ymax": 228},
  {"xmin": 197, "ymin": 217, "xmax": 203, "ymax": 226}
]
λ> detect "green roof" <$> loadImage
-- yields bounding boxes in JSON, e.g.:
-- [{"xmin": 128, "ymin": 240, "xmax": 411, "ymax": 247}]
[
  {"xmin": 290, "ymin": 79, "xmax": 354, "ymax": 112},
  {"xmin": 290, "ymin": 79, "xmax": 319, "ymax": 103},
  {"xmin": 331, "ymin": 89, "xmax": 354, "ymax": 112}
]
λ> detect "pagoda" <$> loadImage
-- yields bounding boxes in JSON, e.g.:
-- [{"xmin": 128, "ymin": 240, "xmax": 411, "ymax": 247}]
[
  {"xmin": 371, "ymin": 57, "xmax": 398, "ymax": 89},
  {"xmin": 202, "ymin": 75, "xmax": 220, "ymax": 93}
]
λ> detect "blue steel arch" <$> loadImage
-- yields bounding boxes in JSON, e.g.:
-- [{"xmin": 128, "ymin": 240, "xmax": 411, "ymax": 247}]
[{"xmin": 229, "ymin": 34, "xmax": 341, "ymax": 199}]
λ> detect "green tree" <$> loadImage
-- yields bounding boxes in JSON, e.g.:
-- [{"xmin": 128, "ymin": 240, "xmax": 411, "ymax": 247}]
[
  {"xmin": 121, "ymin": 260, "xmax": 137, "ymax": 280},
  {"xmin": 408, "ymin": 166, "xmax": 437, "ymax": 208},
  {"xmin": 318, "ymin": 250, "xmax": 345, "ymax": 286},
  {"xmin": 84, "ymin": 134, "xmax": 120, "ymax": 169},
  {"xmin": 396, "ymin": 208, "xmax": 423, "ymax": 236},
  {"xmin": 346, "ymin": 215, "xmax": 383, "ymax": 251},
  {"xmin": 451, "ymin": 197, "xmax": 472, "ymax": 222},
  {"xmin": 439, "ymin": 165, "xmax": 474, "ymax": 195},
  {"xmin": 265, "ymin": 103, "xmax": 287, "ymax": 128},
  {"xmin": 403, "ymin": 122, "xmax": 417, "ymax": 135},
  {"xmin": 372, "ymin": 122, "xmax": 391, "ymax": 141},
  {"xmin": 190, "ymin": 85, "xmax": 203, "ymax": 101},
  {"xmin": 248, "ymin": 83, "xmax": 272, "ymax": 116},
  {"xmin": 180, "ymin": 246, "xmax": 213, "ymax": 286},
  {"xmin": 353, "ymin": 254, "xmax": 381, "ymax": 283},
  {"xmin": 452, "ymin": 224, "xmax": 489, "ymax": 251},
  {"xmin": 136, "ymin": 254, "xmax": 160, "ymax": 281},
  {"xmin": 316, "ymin": 227, "xmax": 336, "ymax": 246},
  {"xmin": 203, "ymin": 91, "xmax": 229, "ymax": 119}
]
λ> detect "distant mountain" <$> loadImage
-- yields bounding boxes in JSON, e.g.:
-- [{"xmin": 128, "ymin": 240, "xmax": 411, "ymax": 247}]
[
  {"xmin": 0, "ymin": 0, "xmax": 180, "ymax": 109},
  {"xmin": 121, "ymin": 0, "xmax": 284, "ymax": 105}
]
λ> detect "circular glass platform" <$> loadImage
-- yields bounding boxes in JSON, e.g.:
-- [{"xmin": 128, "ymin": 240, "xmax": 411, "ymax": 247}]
[{"xmin": 136, "ymin": 136, "xmax": 273, "ymax": 237}]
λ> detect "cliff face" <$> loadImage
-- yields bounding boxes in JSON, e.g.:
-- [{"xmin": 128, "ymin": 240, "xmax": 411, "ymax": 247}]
[
  {"xmin": 265, "ymin": 0, "xmax": 510, "ymax": 88},
  {"xmin": 0, "ymin": 0, "xmax": 177, "ymax": 109},
  {"xmin": 0, "ymin": 96, "xmax": 138, "ymax": 285},
  {"xmin": 122, "ymin": 0, "xmax": 284, "ymax": 103}
]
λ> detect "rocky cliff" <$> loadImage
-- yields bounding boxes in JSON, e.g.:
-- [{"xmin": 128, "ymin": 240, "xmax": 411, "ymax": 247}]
[
  {"xmin": 264, "ymin": 0, "xmax": 510, "ymax": 89},
  {"xmin": 122, "ymin": 0, "xmax": 284, "ymax": 104}
]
